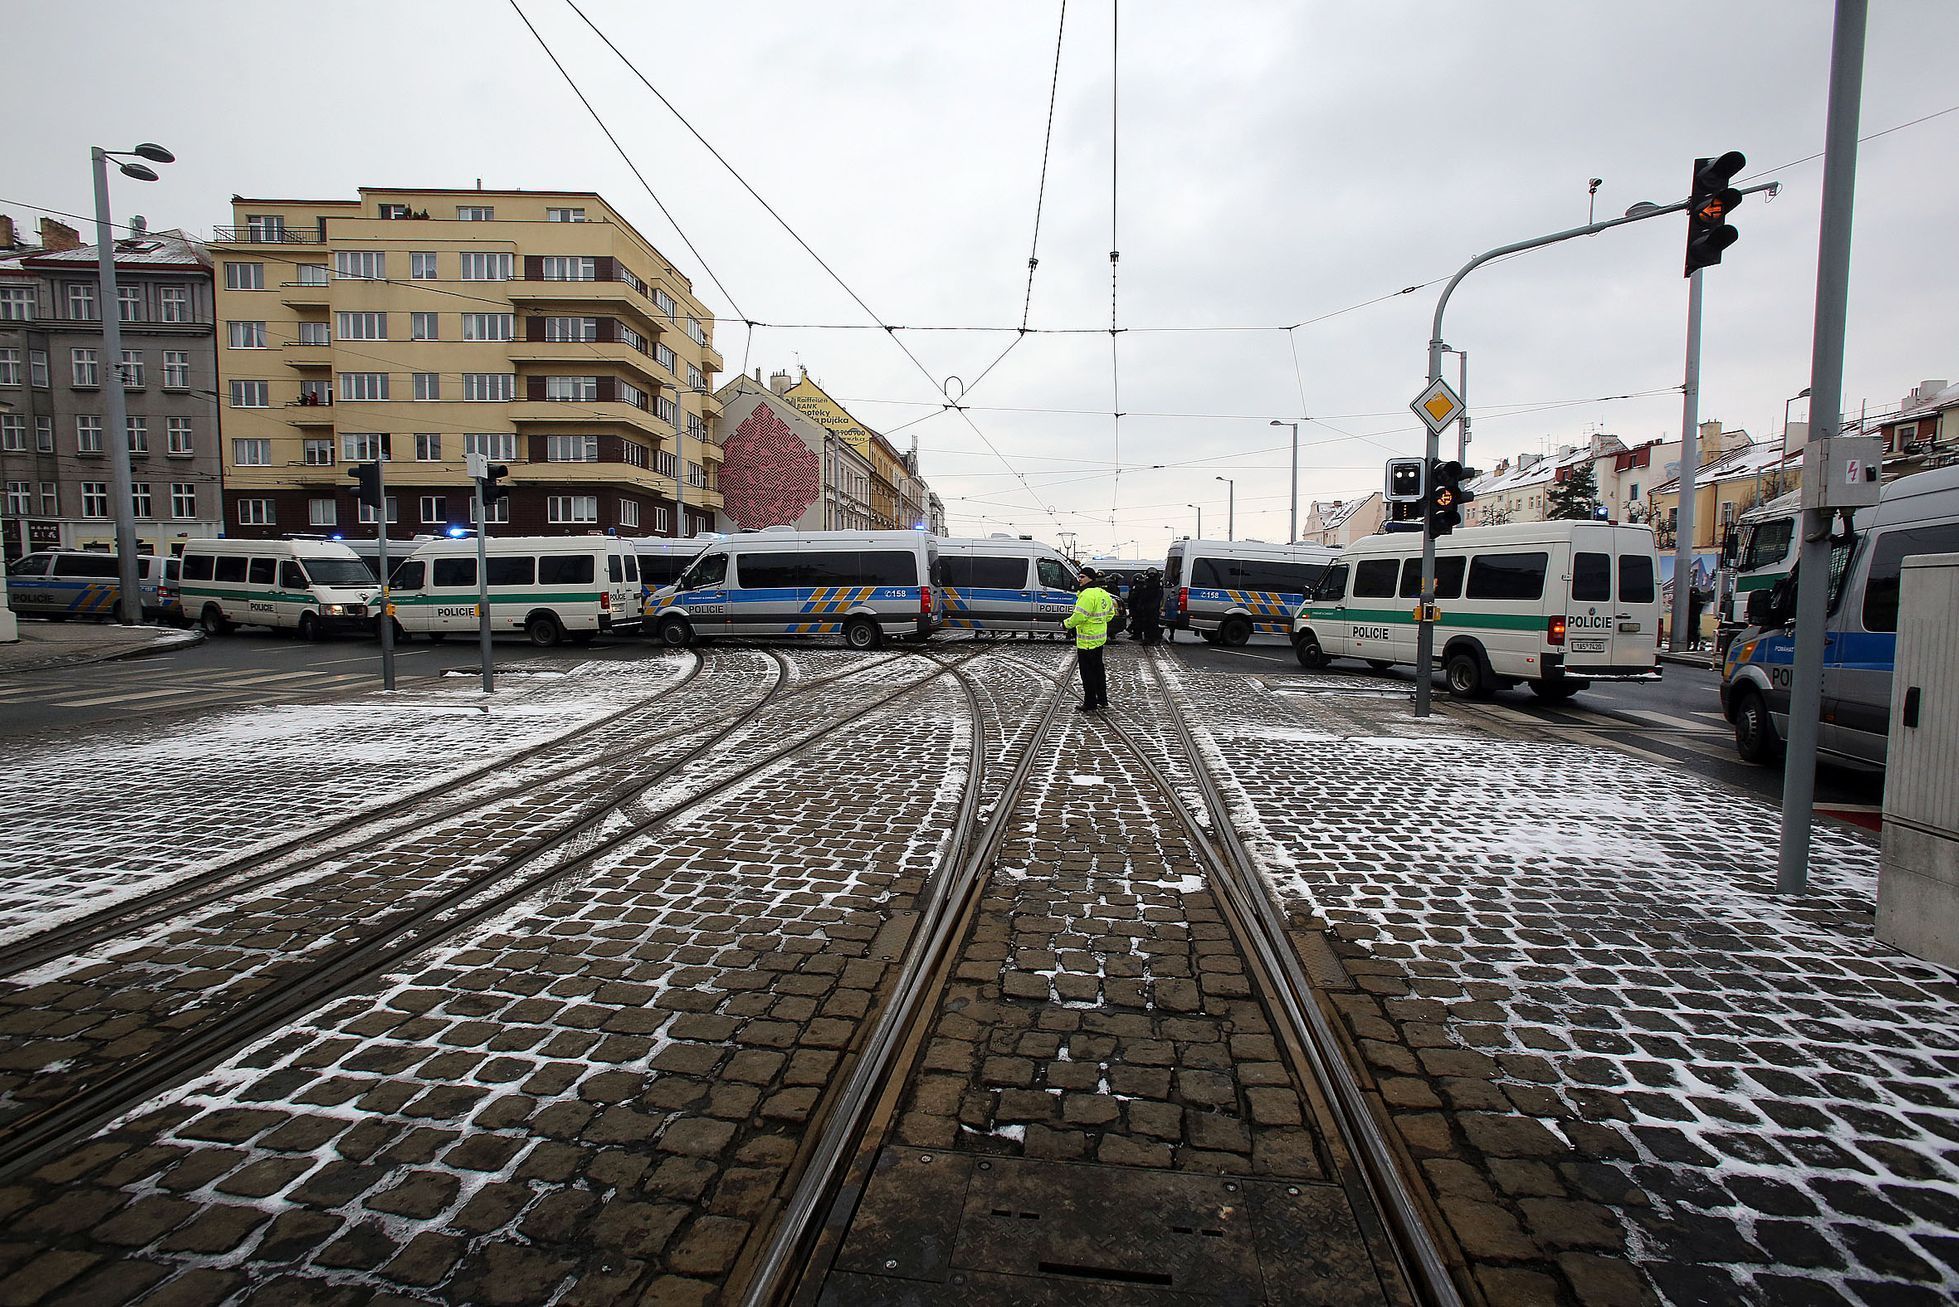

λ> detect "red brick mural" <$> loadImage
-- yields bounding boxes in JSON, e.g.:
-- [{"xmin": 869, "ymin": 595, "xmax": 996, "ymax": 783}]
[{"xmin": 722, "ymin": 403, "xmax": 820, "ymax": 529}]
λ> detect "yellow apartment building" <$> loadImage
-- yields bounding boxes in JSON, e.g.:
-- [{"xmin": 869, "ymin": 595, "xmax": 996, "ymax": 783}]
[{"xmin": 211, "ymin": 188, "xmax": 723, "ymax": 543}]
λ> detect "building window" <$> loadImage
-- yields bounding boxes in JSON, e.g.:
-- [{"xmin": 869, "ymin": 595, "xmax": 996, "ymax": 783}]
[
  {"xmin": 234, "ymin": 438, "xmax": 272, "ymax": 466},
  {"xmin": 77, "ymin": 415, "xmax": 103, "ymax": 453},
  {"xmin": 621, "ymin": 441, "xmax": 648, "ymax": 469},
  {"xmin": 224, "ymin": 262, "xmax": 265, "ymax": 290},
  {"xmin": 471, "ymin": 496, "xmax": 510, "ymax": 525},
  {"xmin": 539, "ymin": 256, "xmax": 596, "ymax": 281},
  {"xmin": 35, "ymin": 417, "xmax": 53, "ymax": 452},
  {"xmin": 308, "ymin": 497, "xmax": 336, "ymax": 526},
  {"xmin": 38, "ymin": 482, "xmax": 57, "ymax": 514},
  {"xmin": 655, "ymin": 448, "xmax": 677, "ymax": 478},
  {"xmin": 465, "ymin": 432, "xmax": 516, "ymax": 460},
  {"xmin": 415, "ymin": 433, "xmax": 442, "ymax": 461},
  {"xmin": 378, "ymin": 202, "xmax": 410, "ymax": 220},
  {"xmin": 336, "ymin": 311, "xmax": 387, "ymax": 341},
  {"xmin": 357, "ymin": 496, "xmax": 399, "ymax": 525},
  {"xmin": 459, "ymin": 251, "xmax": 512, "ymax": 281},
  {"xmin": 66, "ymin": 283, "xmax": 98, "ymax": 320},
  {"xmin": 238, "ymin": 498, "xmax": 275, "ymax": 526},
  {"xmin": 686, "ymin": 414, "xmax": 707, "ymax": 442},
  {"xmin": 126, "ymin": 417, "xmax": 148, "ymax": 453},
  {"xmin": 615, "ymin": 265, "xmax": 645, "ymax": 295},
  {"xmin": 229, "ymin": 321, "xmax": 268, "ymax": 349},
  {"xmin": 131, "ymin": 482, "xmax": 153, "ymax": 518},
  {"xmin": 341, "ymin": 433, "xmax": 389, "ymax": 462},
  {"xmin": 158, "ymin": 285, "xmax": 190, "ymax": 322},
  {"xmin": 686, "ymin": 316, "xmax": 707, "ymax": 346},
  {"xmin": 297, "ymin": 264, "xmax": 329, "ymax": 286},
  {"xmin": 655, "ymin": 342, "xmax": 676, "ymax": 373},
  {"xmin": 655, "ymin": 503, "xmax": 670, "ymax": 532},
  {"xmin": 414, "ymin": 372, "xmax": 441, "ymax": 400},
  {"xmin": 617, "ymin": 381, "xmax": 648, "ymax": 411},
  {"xmin": 545, "ymin": 316, "xmax": 599, "ymax": 342},
  {"xmin": 654, "ymin": 288, "xmax": 677, "ymax": 320},
  {"xmin": 411, "ymin": 252, "xmax": 439, "ymax": 280},
  {"xmin": 81, "ymin": 482, "xmax": 109, "ymax": 518},
  {"xmin": 119, "ymin": 349, "xmax": 144, "ymax": 387},
  {"xmin": 116, "ymin": 286, "xmax": 143, "ymax": 322},
  {"xmin": 334, "ymin": 250, "xmax": 386, "ymax": 280},
  {"xmin": 0, "ymin": 349, "xmax": 16, "ymax": 386},
  {"xmin": 304, "ymin": 438, "xmax": 333, "ymax": 465},
  {"xmin": 617, "ymin": 323, "xmax": 647, "ymax": 353},
  {"xmin": 546, "ymin": 434, "xmax": 598, "ymax": 462},
  {"xmin": 686, "ymin": 364, "xmax": 705, "ymax": 391},
  {"xmin": 462, "ymin": 313, "xmax": 514, "ymax": 341},
  {"xmin": 299, "ymin": 378, "xmax": 331, "ymax": 405},
  {"xmin": 167, "ymin": 418, "xmax": 194, "ymax": 455},
  {"xmin": 0, "ymin": 417, "xmax": 22, "ymax": 451},
  {"xmin": 548, "ymin": 494, "xmax": 597, "ymax": 524},
  {"xmin": 5, "ymin": 481, "xmax": 29, "ymax": 516},
  {"xmin": 546, "ymin": 207, "xmax": 586, "ymax": 223},
  {"xmin": 172, "ymin": 484, "xmax": 198, "ymax": 519},
  {"xmin": 245, "ymin": 215, "xmax": 286, "ymax": 241},
  {"xmin": 72, "ymin": 348, "xmax": 99, "ymax": 386},
  {"xmin": 339, "ymin": 372, "xmax": 390, "ymax": 401},
  {"xmin": 420, "ymin": 495, "xmax": 448, "ymax": 524},
  {"xmin": 411, "ymin": 312, "xmax": 438, "ymax": 341},
  {"xmin": 544, "ymin": 375, "xmax": 598, "ymax": 402},
  {"xmin": 654, "ymin": 394, "xmax": 677, "ymax": 426},
  {"xmin": 620, "ymin": 499, "xmax": 640, "ymax": 528},
  {"xmin": 297, "ymin": 321, "xmax": 330, "ymax": 346},
  {"xmin": 462, "ymin": 373, "xmax": 514, "ymax": 402},
  {"xmin": 0, "ymin": 287, "xmax": 32, "ymax": 320},
  {"xmin": 687, "ymin": 460, "xmax": 706, "ymax": 489},
  {"xmin": 30, "ymin": 350, "xmax": 48, "ymax": 387},
  {"xmin": 456, "ymin": 206, "xmax": 494, "ymax": 222}
]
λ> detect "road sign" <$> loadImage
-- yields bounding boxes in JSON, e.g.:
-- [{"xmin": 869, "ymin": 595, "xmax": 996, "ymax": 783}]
[{"xmin": 1410, "ymin": 379, "xmax": 1464, "ymax": 434}]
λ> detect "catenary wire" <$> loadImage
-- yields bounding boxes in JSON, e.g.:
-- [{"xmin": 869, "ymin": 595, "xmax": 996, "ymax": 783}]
[{"xmin": 1021, "ymin": 0, "xmax": 1069, "ymax": 330}]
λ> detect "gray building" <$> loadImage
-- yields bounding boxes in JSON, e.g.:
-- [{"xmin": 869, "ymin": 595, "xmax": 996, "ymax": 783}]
[{"xmin": 0, "ymin": 215, "xmax": 221, "ymax": 562}]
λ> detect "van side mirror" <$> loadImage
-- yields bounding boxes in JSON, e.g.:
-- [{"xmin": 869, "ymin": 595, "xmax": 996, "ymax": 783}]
[
  {"xmin": 1759, "ymin": 578, "xmax": 1796, "ymax": 629},
  {"xmin": 1744, "ymin": 589, "xmax": 1771, "ymax": 626}
]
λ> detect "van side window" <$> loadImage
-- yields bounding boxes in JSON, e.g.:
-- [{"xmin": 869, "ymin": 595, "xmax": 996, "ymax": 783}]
[
  {"xmin": 488, "ymin": 556, "xmax": 535, "ymax": 587},
  {"xmin": 1191, "ymin": 558, "xmax": 1228, "ymax": 588},
  {"xmin": 1163, "ymin": 556, "xmax": 1182, "ymax": 588},
  {"xmin": 280, "ymin": 562, "xmax": 308, "ymax": 590},
  {"xmin": 392, "ymin": 560, "xmax": 425, "ymax": 589},
  {"xmin": 622, "ymin": 552, "xmax": 638, "ymax": 583},
  {"xmin": 741, "ymin": 551, "xmax": 804, "ymax": 588},
  {"xmin": 183, "ymin": 555, "xmax": 214, "ymax": 581},
  {"xmin": 682, "ymin": 552, "xmax": 727, "ymax": 589},
  {"xmin": 1238, "ymin": 561, "xmax": 1320, "ymax": 595},
  {"xmin": 608, "ymin": 555, "xmax": 623, "ymax": 583},
  {"xmin": 966, "ymin": 556, "xmax": 1028, "ymax": 588},
  {"xmin": 859, "ymin": 551, "xmax": 917, "ymax": 586},
  {"xmin": 1466, "ymin": 552, "xmax": 1549, "ymax": 601},
  {"xmin": 1860, "ymin": 524, "xmax": 1959, "ymax": 632},
  {"xmin": 1742, "ymin": 518, "xmax": 1793, "ymax": 571},
  {"xmin": 165, "ymin": 559, "xmax": 181, "ymax": 582},
  {"xmin": 214, "ymin": 556, "xmax": 246, "ymax": 583},
  {"xmin": 1572, "ymin": 552, "xmax": 1611, "ymax": 602},
  {"xmin": 1037, "ymin": 557, "xmax": 1076, "ymax": 590},
  {"xmin": 539, "ymin": 554, "xmax": 595, "ymax": 586},
  {"xmin": 433, "ymin": 557, "xmax": 476, "ymax": 588},
  {"xmin": 9, "ymin": 554, "xmax": 51, "ymax": 577},
  {"xmin": 58, "ymin": 554, "xmax": 120, "ymax": 578},
  {"xmin": 1398, "ymin": 559, "xmax": 1423, "ymax": 599},
  {"xmin": 1396, "ymin": 556, "xmax": 1466, "ymax": 599},
  {"xmin": 1353, "ymin": 559, "xmax": 1398, "ymax": 598},
  {"xmin": 1312, "ymin": 563, "xmax": 1348, "ymax": 601},
  {"xmin": 1618, "ymin": 555, "xmax": 1655, "ymax": 603},
  {"xmin": 248, "ymin": 558, "xmax": 277, "ymax": 585},
  {"xmin": 641, "ymin": 555, "xmax": 685, "ymax": 587}
]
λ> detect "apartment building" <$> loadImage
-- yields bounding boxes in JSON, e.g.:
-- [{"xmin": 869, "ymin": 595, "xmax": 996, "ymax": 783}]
[
  {"xmin": 779, "ymin": 369, "xmax": 934, "ymax": 529},
  {"xmin": 1299, "ymin": 492, "xmax": 1384, "ymax": 547},
  {"xmin": 210, "ymin": 188, "xmax": 723, "ymax": 543},
  {"xmin": 0, "ymin": 216, "xmax": 221, "ymax": 561},
  {"xmin": 714, "ymin": 371, "xmax": 880, "ymax": 531}
]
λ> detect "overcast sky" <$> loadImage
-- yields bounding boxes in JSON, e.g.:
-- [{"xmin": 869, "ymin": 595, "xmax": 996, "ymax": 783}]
[{"xmin": 9, "ymin": 1, "xmax": 1956, "ymax": 552}]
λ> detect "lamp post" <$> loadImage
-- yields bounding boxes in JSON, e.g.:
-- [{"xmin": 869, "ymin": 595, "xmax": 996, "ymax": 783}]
[
  {"xmin": 91, "ymin": 142, "xmax": 175, "ymax": 624},
  {"xmin": 1440, "ymin": 347, "xmax": 1471, "ymax": 463},
  {"xmin": 1215, "ymin": 477, "xmax": 1235, "ymax": 541},
  {"xmin": 1186, "ymin": 503, "xmax": 1202, "ymax": 540},
  {"xmin": 1269, "ymin": 420, "xmax": 1299, "ymax": 541}
]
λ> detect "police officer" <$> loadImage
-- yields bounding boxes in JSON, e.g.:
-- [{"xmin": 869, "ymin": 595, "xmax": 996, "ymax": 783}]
[
  {"xmin": 1065, "ymin": 568, "xmax": 1117, "ymax": 712},
  {"xmin": 1130, "ymin": 568, "xmax": 1163, "ymax": 644}
]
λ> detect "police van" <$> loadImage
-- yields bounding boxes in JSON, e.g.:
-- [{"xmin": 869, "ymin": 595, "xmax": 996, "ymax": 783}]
[
  {"xmin": 1292, "ymin": 521, "xmax": 1663, "ymax": 699},
  {"xmin": 5, "ymin": 550, "xmax": 175, "ymax": 622},
  {"xmin": 389, "ymin": 535, "xmax": 644, "ymax": 646},
  {"xmin": 179, "ymin": 538, "xmax": 381, "ymax": 639},
  {"xmin": 1721, "ymin": 465, "xmax": 1959, "ymax": 767},
  {"xmin": 1163, "ymin": 539, "xmax": 1338, "ymax": 645},
  {"xmin": 648, "ymin": 529, "xmax": 941, "ymax": 649},
  {"xmin": 1719, "ymin": 489, "xmax": 1800, "ymax": 644},
  {"xmin": 937, "ymin": 535, "xmax": 1081, "ymax": 636},
  {"xmin": 631, "ymin": 536, "xmax": 721, "ymax": 616}
]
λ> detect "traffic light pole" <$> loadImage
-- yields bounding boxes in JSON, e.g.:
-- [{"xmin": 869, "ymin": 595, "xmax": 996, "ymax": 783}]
[
  {"xmin": 376, "ymin": 459, "xmax": 395, "ymax": 692},
  {"xmin": 1670, "ymin": 269, "xmax": 1704, "ymax": 653},
  {"xmin": 91, "ymin": 150, "xmax": 142, "ymax": 627},
  {"xmin": 1779, "ymin": 0, "xmax": 1866, "ymax": 895},
  {"xmin": 473, "ymin": 479, "xmax": 494, "ymax": 696}
]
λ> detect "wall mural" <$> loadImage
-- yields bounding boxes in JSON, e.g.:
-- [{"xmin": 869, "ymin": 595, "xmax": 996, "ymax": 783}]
[{"xmin": 722, "ymin": 403, "xmax": 820, "ymax": 529}]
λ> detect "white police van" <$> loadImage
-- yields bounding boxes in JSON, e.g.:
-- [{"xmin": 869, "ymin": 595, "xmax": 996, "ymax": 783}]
[
  {"xmin": 1293, "ymin": 521, "xmax": 1663, "ymax": 699},
  {"xmin": 1163, "ymin": 539, "xmax": 1338, "ymax": 645},
  {"xmin": 389, "ymin": 535, "xmax": 644, "ymax": 646},
  {"xmin": 649, "ymin": 528, "xmax": 941, "ymax": 649},
  {"xmin": 178, "ymin": 538, "xmax": 381, "ymax": 639},
  {"xmin": 937, "ymin": 535, "xmax": 1081, "ymax": 636}
]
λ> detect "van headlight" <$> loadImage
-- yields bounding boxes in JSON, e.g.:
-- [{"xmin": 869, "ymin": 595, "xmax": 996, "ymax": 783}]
[{"xmin": 324, "ymin": 604, "xmax": 345, "ymax": 616}]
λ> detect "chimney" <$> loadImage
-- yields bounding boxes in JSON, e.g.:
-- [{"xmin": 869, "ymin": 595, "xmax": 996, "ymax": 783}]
[
  {"xmin": 39, "ymin": 217, "xmax": 81, "ymax": 252},
  {"xmin": 1909, "ymin": 379, "xmax": 1949, "ymax": 406},
  {"xmin": 1699, "ymin": 418, "xmax": 1724, "ymax": 456},
  {"xmin": 754, "ymin": 367, "xmax": 762, "ymax": 384},
  {"xmin": 0, "ymin": 215, "xmax": 14, "ymax": 249},
  {"xmin": 128, "ymin": 215, "xmax": 148, "ymax": 239},
  {"xmin": 769, "ymin": 369, "xmax": 792, "ymax": 396}
]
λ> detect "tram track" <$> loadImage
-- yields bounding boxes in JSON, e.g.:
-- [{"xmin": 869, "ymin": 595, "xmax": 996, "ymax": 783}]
[{"xmin": 0, "ymin": 643, "xmax": 1000, "ymax": 1185}]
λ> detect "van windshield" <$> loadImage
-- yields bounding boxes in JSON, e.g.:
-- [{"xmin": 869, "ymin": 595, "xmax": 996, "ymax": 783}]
[{"xmin": 306, "ymin": 558, "xmax": 376, "ymax": 587}]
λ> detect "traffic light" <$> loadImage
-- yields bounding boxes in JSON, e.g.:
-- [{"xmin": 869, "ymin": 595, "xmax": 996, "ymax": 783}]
[
  {"xmin": 1685, "ymin": 151, "xmax": 1745, "ymax": 277},
  {"xmin": 1425, "ymin": 460, "xmax": 1477, "ymax": 537},
  {"xmin": 481, "ymin": 463, "xmax": 511, "ymax": 502},
  {"xmin": 348, "ymin": 461, "xmax": 383, "ymax": 512},
  {"xmin": 1385, "ymin": 457, "xmax": 1426, "ymax": 504}
]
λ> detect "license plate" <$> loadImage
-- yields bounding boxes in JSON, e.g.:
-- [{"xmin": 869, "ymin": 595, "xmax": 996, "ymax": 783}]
[{"xmin": 1570, "ymin": 638, "xmax": 1607, "ymax": 653}]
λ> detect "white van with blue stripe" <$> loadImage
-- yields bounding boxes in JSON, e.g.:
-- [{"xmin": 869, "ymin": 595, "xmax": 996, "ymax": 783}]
[
  {"xmin": 5, "ymin": 550, "xmax": 169, "ymax": 621},
  {"xmin": 937, "ymin": 535, "xmax": 1081, "ymax": 635}
]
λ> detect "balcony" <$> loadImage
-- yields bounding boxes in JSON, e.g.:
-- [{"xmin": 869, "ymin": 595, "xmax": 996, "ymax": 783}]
[
  {"xmin": 507, "ymin": 277, "xmax": 665, "ymax": 333},
  {"xmin": 508, "ymin": 399, "xmax": 665, "ymax": 431},
  {"xmin": 280, "ymin": 281, "xmax": 331, "ymax": 308},
  {"xmin": 286, "ymin": 398, "xmax": 333, "ymax": 427},
  {"xmin": 286, "ymin": 348, "xmax": 332, "ymax": 370},
  {"xmin": 214, "ymin": 226, "xmax": 324, "ymax": 245},
  {"xmin": 509, "ymin": 341, "xmax": 668, "ymax": 391}
]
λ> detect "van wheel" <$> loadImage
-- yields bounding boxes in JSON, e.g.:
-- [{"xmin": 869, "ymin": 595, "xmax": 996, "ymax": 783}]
[
  {"xmin": 844, "ymin": 618, "xmax": 882, "ymax": 651},
  {"xmin": 1294, "ymin": 633, "xmax": 1329, "ymax": 669},
  {"xmin": 199, "ymin": 606, "xmax": 233, "ymax": 636},
  {"xmin": 1732, "ymin": 687, "xmax": 1782, "ymax": 764},
  {"xmin": 1444, "ymin": 649, "xmax": 1489, "ymax": 699},
  {"xmin": 526, "ymin": 614, "xmax": 563, "ymax": 648},
  {"xmin": 1218, "ymin": 617, "xmax": 1252, "ymax": 647},
  {"xmin": 1529, "ymin": 677, "xmax": 1582, "ymax": 702},
  {"xmin": 655, "ymin": 616, "xmax": 693, "ymax": 648},
  {"xmin": 296, "ymin": 612, "xmax": 321, "ymax": 643},
  {"xmin": 1365, "ymin": 659, "xmax": 1394, "ymax": 673}
]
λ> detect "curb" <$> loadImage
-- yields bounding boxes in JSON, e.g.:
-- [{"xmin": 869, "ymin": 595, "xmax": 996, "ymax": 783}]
[
  {"xmin": 1657, "ymin": 651, "xmax": 1716, "ymax": 670},
  {"xmin": 0, "ymin": 626, "xmax": 205, "ymax": 676}
]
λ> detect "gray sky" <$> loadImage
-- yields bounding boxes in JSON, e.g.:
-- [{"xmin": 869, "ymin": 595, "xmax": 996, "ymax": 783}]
[{"xmin": 10, "ymin": 1, "xmax": 1957, "ymax": 552}]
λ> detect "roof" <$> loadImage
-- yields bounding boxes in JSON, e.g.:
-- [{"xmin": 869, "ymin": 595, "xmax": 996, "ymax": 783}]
[
  {"xmin": 21, "ymin": 229, "xmax": 209, "ymax": 271},
  {"xmin": 1313, "ymin": 492, "xmax": 1377, "ymax": 533},
  {"xmin": 1469, "ymin": 442, "xmax": 1604, "ymax": 497},
  {"xmin": 1654, "ymin": 438, "xmax": 1795, "ymax": 494}
]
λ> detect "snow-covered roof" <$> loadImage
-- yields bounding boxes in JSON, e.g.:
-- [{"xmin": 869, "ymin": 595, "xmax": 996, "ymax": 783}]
[
  {"xmin": 1655, "ymin": 438, "xmax": 1795, "ymax": 494},
  {"xmin": 22, "ymin": 229, "xmax": 208, "ymax": 270},
  {"xmin": 1469, "ymin": 442, "xmax": 1607, "ymax": 497},
  {"xmin": 1310, "ymin": 493, "xmax": 1376, "ymax": 533}
]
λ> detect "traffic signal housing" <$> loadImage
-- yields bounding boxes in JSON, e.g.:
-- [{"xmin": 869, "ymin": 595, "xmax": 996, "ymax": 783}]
[
  {"xmin": 1685, "ymin": 151, "xmax": 1745, "ymax": 276},
  {"xmin": 481, "ymin": 463, "xmax": 511, "ymax": 503},
  {"xmin": 1385, "ymin": 457, "xmax": 1426, "ymax": 504},
  {"xmin": 1425, "ymin": 460, "xmax": 1477, "ymax": 538},
  {"xmin": 348, "ymin": 461, "xmax": 383, "ymax": 512}
]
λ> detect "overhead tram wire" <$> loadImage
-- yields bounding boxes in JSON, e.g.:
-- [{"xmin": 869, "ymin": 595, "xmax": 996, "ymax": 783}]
[
  {"xmin": 1023, "ymin": 0, "xmax": 1070, "ymax": 332},
  {"xmin": 563, "ymin": 0, "xmax": 1060, "ymax": 528},
  {"xmin": 1107, "ymin": 0, "xmax": 1122, "ymax": 533}
]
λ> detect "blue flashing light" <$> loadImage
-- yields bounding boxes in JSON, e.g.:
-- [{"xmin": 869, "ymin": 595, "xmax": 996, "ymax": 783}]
[
  {"xmin": 330, "ymin": 533, "xmax": 344, "ymax": 541},
  {"xmin": 447, "ymin": 526, "xmax": 469, "ymax": 538}
]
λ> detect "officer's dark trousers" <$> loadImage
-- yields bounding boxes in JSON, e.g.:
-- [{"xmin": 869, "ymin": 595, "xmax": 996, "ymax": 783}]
[{"xmin": 1077, "ymin": 645, "xmax": 1108, "ymax": 708}]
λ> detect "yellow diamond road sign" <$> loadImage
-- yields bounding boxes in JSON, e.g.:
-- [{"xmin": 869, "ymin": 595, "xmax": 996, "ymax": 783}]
[{"xmin": 1411, "ymin": 379, "xmax": 1464, "ymax": 435}]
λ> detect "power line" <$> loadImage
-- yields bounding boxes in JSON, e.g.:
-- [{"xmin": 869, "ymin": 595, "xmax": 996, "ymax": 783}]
[
  {"xmin": 1107, "ymin": 0, "xmax": 1122, "ymax": 532},
  {"xmin": 1022, "ymin": 0, "xmax": 1068, "ymax": 331}
]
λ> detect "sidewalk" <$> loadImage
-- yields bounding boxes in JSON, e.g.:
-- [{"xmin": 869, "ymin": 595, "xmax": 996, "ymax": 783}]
[
  {"xmin": 1166, "ymin": 658, "xmax": 1957, "ymax": 1305},
  {"xmin": 0, "ymin": 619, "xmax": 202, "ymax": 674}
]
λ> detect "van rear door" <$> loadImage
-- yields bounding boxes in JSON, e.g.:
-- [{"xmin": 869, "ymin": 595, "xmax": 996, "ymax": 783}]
[{"xmin": 1035, "ymin": 555, "xmax": 1078, "ymax": 635}]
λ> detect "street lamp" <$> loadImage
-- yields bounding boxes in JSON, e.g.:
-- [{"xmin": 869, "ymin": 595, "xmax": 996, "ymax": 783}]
[
  {"xmin": 1438, "ymin": 346, "xmax": 1470, "ymax": 463},
  {"xmin": 92, "ymin": 141, "xmax": 174, "ymax": 625},
  {"xmin": 1215, "ymin": 477, "xmax": 1235, "ymax": 541},
  {"xmin": 1186, "ymin": 503, "xmax": 1202, "ymax": 540},
  {"xmin": 1269, "ymin": 420, "xmax": 1299, "ymax": 541}
]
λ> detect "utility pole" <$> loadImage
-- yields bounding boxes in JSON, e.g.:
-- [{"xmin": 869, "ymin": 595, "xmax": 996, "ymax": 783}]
[
  {"xmin": 1270, "ymin": 420, "xmax": 1300, "ymax": 541},
  {"xmin": 1216, "ymin": 478, "xmax": 1235, "ymax": 541},
  {"xmin": 1670, "ymin": 269, "xmax": 1705, "ymax": 653},
  {"xmin": 1779, "ymin": 0, "xmax": 1867, "ymax": 895},
  {"xmin": 469, "ymin": 456, "xmax": 494, "ymax": 695},
  {"xmin": 1454, "ymin": 350, "xmax": 1470, "ymax": 464},
  {"xmin": 91, "ymin": 150, "xmax": 142, "ymax": 626}
]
